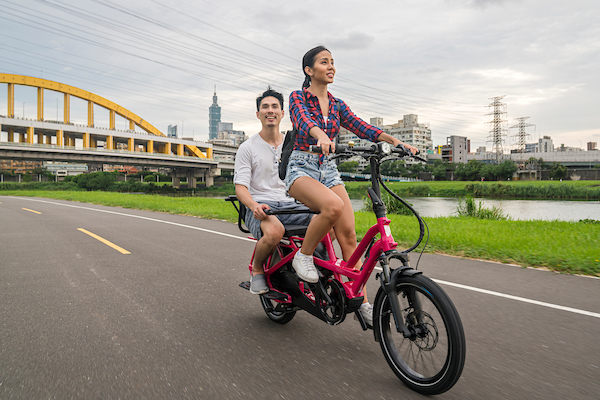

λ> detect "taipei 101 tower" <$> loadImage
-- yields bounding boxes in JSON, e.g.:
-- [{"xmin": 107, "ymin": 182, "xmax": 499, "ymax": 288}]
[{"xmin": 208, "ymin": 86, "xmax": 221, "ymax": 140}]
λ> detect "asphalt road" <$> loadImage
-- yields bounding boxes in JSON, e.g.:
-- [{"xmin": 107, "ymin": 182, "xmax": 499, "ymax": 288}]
[{"xmin": 1, "ymin": 196, "xmax": 599, "ymax": 399}]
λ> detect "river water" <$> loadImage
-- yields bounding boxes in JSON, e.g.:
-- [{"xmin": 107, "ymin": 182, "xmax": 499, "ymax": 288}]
[
  {"xmin": 350, "ymin": 197, "xmax": 600, "ymax": 221},
  {"xmin": 192, "ymin": 193, "xmax": 598, "ymax": 222}
]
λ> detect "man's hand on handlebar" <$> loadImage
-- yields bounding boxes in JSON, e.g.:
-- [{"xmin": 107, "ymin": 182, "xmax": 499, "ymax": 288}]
[{"xmin": 251, "ymin": 203, "xmax": 271, "ymax": 221}]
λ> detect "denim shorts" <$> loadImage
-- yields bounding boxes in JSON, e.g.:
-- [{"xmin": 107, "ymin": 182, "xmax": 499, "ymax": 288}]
[
  {"xmin": 285, "ymin": 150, "xmax": 345, "ymax": 191},
  {"xmin": 244, "ymin": 200, "xmax": 314, "ymax": 240}
]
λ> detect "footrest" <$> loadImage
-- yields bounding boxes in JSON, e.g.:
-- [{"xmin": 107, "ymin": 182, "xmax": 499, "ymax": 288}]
[
  {"xmin": 240, "ymin": 281, "xmax": 288, "ymax": 301},
  {"xmin": 263, "ymin": 290, "xmax": 289, "ymax": 301}
]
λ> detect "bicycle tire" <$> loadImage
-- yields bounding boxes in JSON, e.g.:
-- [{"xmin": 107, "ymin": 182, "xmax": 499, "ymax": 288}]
[
  {"xmin": 260, "ymin": 296, "xmax": 296, "ymax": 324},
  {"xmin": 374, "ymin": 274, "xmax": 466, "ymax": 395}
]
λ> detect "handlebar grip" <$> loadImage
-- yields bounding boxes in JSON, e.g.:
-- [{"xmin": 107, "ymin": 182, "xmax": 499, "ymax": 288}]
[
  {"xmin": 393, "ymin": 144, "xmax": 410, "ymax": 156},
  {"xmin": 309, "ymin": 144, "xmax": 348, "ymax": 154}
]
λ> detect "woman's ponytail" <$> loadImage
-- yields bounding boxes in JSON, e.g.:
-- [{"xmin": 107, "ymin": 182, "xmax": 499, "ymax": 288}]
[{"xmin": 302, "ymin": 75, "xmax": 311, "ymax": 89}]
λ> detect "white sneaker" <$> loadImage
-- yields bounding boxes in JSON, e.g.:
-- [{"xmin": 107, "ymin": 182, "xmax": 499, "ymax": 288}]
[
  {"xmin": 292, "ymin": 251, "xmax": 319, "ymax": 283},
  {"xmin": 355, "ymin": 303, "xmax": 373, "ymax": 327}
]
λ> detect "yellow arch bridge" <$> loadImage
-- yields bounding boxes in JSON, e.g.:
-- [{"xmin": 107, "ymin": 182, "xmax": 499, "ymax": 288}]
[{"xmin": 0, "ymin": 74, "xmax": 233, "ymax": 186}]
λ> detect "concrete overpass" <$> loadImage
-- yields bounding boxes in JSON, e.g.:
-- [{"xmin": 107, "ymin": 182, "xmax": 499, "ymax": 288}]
[{"xmin": 0, "ymin": 74, "xmax": 237, "ymax": 187}]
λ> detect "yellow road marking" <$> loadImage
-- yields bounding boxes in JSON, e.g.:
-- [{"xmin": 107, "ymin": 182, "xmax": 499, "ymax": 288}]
[
  {"xmin": 77, "ymin": 228, "xmax": 131, "ymax": 255},
  {"xmin": 22, "ymin": 208, "xmax": 42, "ymax": 214}
]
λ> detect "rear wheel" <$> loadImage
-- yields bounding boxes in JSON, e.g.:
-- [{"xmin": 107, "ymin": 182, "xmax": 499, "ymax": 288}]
[
  {"xmin": 260, "ymin": 296, "xmax": 296, "ymax": 324},
  {"xmin": 375, "ymin": 274, "xmax": 466, "ymax": 395}
]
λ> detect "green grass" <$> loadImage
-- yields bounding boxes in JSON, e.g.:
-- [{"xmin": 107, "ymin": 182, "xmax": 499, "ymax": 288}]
[
  {"xmin": 3, "ymin": 190, "xmax": 599, "ymax": 276},
  {"xmin": 0, "ymin": 190, "xmax": 237, "ymax": 221},
  {"xmin": 355, "ymin": 213, "xmax": 599, "ymax": 276}
]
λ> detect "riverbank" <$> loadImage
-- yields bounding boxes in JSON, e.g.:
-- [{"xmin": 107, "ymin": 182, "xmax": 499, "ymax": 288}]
[
  {"xmin": 3, "ymin": 180, "xmax": 599, "ymax": 200},
  {"xmin": 3, "ymin": 190, "xmax": 598, "ymax": 276},
  {"xmin": 345, "ymin": 180, "xmax": 600, "ymax": 200}
]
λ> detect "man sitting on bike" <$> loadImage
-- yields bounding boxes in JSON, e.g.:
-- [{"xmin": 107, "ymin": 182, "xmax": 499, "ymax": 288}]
[{"xmin": 234, "ymin": 87, "xmax": 314, "ymax": 295}]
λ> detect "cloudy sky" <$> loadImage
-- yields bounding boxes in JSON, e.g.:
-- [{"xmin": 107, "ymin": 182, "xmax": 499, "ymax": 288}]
[{"xmin": 1, "ymin": 0, "xmax": 598, "ymax": 151}]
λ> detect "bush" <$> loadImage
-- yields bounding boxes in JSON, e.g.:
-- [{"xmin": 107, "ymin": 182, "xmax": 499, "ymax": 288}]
[
  {"xmin": 338, "ymin": 161, "xmax": 360, "ymax": 173},
  {"xmin": 73, "ymin": 171, "xmax": 119, "ymax": 191},
  {"xmin": 0, "ymin": 181, "xmax": 80, "ymax": 191},
  {"xmin": 456, "ymin": 196, "xmax": 507, "ymax": 220},
  {"xmin": 465, "ymin": 182, "xmax": 600, "ymax": 199}
]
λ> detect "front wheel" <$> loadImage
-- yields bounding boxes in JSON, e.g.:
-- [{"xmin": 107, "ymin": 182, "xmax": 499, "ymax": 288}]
[
  {"xmin": 374, "ymin": 274, "xmax": 466, "ymax": 395},
  {"xmin": 260, "ymin": 296, "xmax": 296, "ymax": 324}
]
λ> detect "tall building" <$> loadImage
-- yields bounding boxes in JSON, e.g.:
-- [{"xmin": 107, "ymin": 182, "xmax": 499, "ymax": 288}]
[
  {"xmin": 209, "ymin": 87, "xmax": 221, "ymax": 140},
  {"xmin": 587, "ymin": 142, "xmax": 597, "ymax": 151},
  {"xmin": 538, "ymin": 136, "xmax": 554, "ymax": 153},
  {"xmin": 167, "ymin": 125, "xmax": 177, "ymax": 138},
  {"xmin": 441, "ymin": 136, "xmax": 468, "ymax": 163},
  {"xmin": 383, "ymin": 114, "xmax": 433, "ymax": 157}
]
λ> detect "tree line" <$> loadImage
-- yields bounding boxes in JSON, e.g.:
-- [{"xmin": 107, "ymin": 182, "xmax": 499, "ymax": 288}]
[{"xmin": 337, "ymin": 157, "xmax": 590, "ymax": 181}]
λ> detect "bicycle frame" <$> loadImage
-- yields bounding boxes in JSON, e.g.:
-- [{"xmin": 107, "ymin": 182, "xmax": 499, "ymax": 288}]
[
  {"xmin": 248, "ymin": 146, "xmax": 409, "ymax": 307},
  {"xmin": 248, "ymin": 213, "xmax": 398, "ymax": 304}
]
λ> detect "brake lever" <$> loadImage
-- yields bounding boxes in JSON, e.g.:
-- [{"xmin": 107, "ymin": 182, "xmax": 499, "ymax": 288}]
[{"xmin": 395, "ymin": 144, "xmax": 427, "ymax": 162}]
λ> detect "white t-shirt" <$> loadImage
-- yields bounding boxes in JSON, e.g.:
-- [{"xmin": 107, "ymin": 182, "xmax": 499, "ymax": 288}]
[{"xmin": 234, "ymin": 133, "xmax": 294, "ymax": 203}]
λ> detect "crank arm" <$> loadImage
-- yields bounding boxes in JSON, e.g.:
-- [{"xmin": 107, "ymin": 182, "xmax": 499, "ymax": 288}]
[{"xmin": 314, "ymin": 279, "xmax": 333, "ymax": 305}]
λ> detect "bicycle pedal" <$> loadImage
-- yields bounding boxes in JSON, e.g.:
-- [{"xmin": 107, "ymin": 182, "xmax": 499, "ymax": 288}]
[
  {"xmin": 354, "ymin": 310, "xmax": 372, "ymax": 331},
  {"xmin": 239, "ymin": 281, "xmax": 250, "ymax": 290}
]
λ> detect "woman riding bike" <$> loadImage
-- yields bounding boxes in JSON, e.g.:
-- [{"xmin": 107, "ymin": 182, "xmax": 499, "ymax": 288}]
[{"xmin": 285, "ymin": 45, "xmax": 418, "ymax": 320}]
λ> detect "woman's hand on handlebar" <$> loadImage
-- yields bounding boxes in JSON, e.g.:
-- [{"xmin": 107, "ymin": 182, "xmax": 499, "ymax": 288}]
[
  {"xmin": 391, "ymin": 138, "xmax": 418, "ymax": 155},
  {"xmin": 316, "ymin": 137, "xmax": 335, "ymax": 155},
  {"xmin": 309, "ymin": 127, "xmax": 334, "ymax": 155},
  {"xmin": 404, "ymin": 143, "xmax": 419, "ymax": 155}
]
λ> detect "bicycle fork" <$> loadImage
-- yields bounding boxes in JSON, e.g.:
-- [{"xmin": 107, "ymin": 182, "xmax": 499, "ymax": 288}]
[{"xmin": 378, "ymin": 253, "xmax": 421, "ymax": 338}]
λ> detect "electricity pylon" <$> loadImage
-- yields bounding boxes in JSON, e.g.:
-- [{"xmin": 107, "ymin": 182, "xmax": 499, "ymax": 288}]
[
  {"xmin": 486, "ymin": 96, "xmax": 508, "ymax": 164},
  {"xmin": 510, "ymin": 116, "xmax": 535, "ymax": 153}
]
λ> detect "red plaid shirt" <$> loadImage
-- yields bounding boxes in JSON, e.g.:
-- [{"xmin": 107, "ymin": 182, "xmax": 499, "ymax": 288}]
[{"xmin": 289, "ymin": 89, "xmax": 383, "ymax": 154}]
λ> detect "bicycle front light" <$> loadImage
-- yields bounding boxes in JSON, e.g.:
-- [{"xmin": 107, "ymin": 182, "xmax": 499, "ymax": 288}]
[{"xmin": 380, "ymin": 142, "xmax": 392, "ymax": 155}]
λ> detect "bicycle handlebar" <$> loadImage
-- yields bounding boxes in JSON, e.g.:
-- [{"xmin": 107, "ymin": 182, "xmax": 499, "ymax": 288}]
[
  {"xmin": 308, "ymin": 143, "xmax": 427, "ymax": 162},
  {"xmin": 264, "ymin": 209, "xmax": 317, "ymax": 216}
]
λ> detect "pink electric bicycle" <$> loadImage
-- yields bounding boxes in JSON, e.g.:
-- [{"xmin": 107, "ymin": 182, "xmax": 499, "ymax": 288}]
[{"xmin": 226, "ymin": 143, "xmax": 466, "ymax": 395}]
